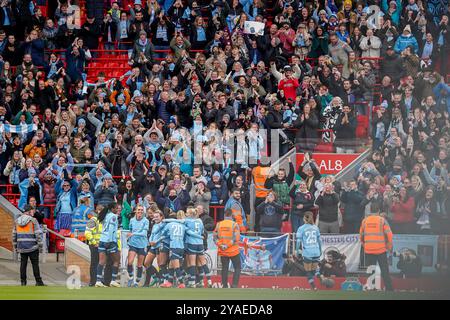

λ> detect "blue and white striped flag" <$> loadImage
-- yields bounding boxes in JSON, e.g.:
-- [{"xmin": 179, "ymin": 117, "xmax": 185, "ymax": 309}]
[{"xmin": 0, "ymin": 123, "xmax": 38, "ymax": 135}]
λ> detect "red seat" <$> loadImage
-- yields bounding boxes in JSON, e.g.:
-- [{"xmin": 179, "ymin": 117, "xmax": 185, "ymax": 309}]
[{"xmin": 315, "ymin": 142, "xmax": 334, "ymax": 153}]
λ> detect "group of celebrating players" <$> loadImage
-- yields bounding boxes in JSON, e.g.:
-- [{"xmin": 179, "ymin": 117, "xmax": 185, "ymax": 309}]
[
  {"xmin": 93, "ymin": 204, "xmax": 212, "ymax": 289},
  {"xmin": 90, "ymin": 200, "xmax": 324, "ymax": 290}
]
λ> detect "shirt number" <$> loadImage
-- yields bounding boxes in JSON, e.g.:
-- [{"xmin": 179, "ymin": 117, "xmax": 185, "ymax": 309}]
[{"xmin": 305, "ymin": 230, "xmax": 317, "ymax": 245}]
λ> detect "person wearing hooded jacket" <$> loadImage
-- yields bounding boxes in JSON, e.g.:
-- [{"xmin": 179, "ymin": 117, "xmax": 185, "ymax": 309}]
[
  {"xmin": 12, "ymin": 205, "xmax": 45, "ymax": 286},
  {"xmin": 394, "ymin": 24, "xmax": 419, "ymax": 54}
]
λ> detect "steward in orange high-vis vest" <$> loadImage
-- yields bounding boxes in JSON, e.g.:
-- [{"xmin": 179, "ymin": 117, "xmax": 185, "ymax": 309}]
[
  {"xmin": 214, "ymin": 210, "xmax": 241, "ymax": 288},
  {"xmin": 252, "ymin": 163, "xmax": 271, "ymax": 232},
  {"xmin": 359, "ymin": 202, "xmax": 393, "ymax": 291},
  {"xmin": 12, "ymin": 205, "xmax": 45, "ymax": 286}
]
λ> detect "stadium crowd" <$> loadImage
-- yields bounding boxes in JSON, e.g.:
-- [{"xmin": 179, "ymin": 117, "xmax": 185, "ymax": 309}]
[{"xmin": 0, "ymin": 0, "xmax": 449, "ymax": 244}]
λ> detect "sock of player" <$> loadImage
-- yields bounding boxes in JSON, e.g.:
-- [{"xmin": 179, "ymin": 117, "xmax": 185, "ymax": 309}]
[
  {"xmin": 202, "ymin": 264, "xmax": 212, "ymax": 281},
  {"xmin": 127, "ymin": 265, "xmax": 134, "ymax": 279},
  {"xmin": 144, "ymin": 268, "xmax": 152, "ymax": 286},
  {"xmin": 195, "ymin": 266, "xmax": 202, "ymax": 284},
  {"xmin": 188, "ymin": 266, "xmax": 196, "ymax": 285},
  {"xmin": 315, "ymin": 267, "xmax": 321, "ymax": 278},
  {"xmin": 144, "ymin": 265, "xmax": 156, "ymax": 284},
  {"xmin": 136, "ymin": 267, "xmax": 143, "ymax": 283},
  {"xmin": 96, "ymin": 264, "xmax": 104, "ymax": 282},
  {"xmin": 307, "ymin": 271, "xmax": 316, "ymax": 288},
  {"xmin": 111, "ymin": 266, "xmax": 119, "ymax": 281},
  {"xmin": 155, "ymin": 269, "xmax": 162, "ymax": 283},
  {"xmin": 168, "ymin": 268, "xmax": 175, "ymax": 283},
  {"xmin": 160, "ymin": 265, "xmax": 169, "ymax": 283},
  {"xmin": 175, "ymin": 268, "xmax": 184, "ymax": 284}
]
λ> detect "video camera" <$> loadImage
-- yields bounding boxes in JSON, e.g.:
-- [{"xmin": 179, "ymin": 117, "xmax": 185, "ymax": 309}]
[{"xmin": 394, "ymin": 249, "xmax": 422, "ymax": 278}]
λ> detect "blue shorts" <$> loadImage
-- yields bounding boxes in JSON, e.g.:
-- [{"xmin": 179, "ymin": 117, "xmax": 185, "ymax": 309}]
[
  {"xmin": 160, "ymin": 243, "xmax": 170, "ymax": 253},
  {"xmin": 98, "ymin": 241, "xmax": 118, "ymax": 254},
  {"xmin": 169, "ymin": 248, "xmax": 185, "ymax": 261},
  {"xmin": 128, "ymin": 245, "xmax": 146, "ymax": 256},
  {"xmin": 303, "ymin": 256, "xmax": 320, "ymax": 264},
  {"xmin": 185, "ymin": 243, "xmax": 204, "ymax": 255},
  {"xmin": 147, "ymin": 247, "xmax": 158, "ymax": 255}
]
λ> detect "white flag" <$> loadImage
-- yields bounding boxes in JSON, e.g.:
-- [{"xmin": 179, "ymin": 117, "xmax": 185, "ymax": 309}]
[{"xmin": 244, "ymin": 21, "xmax": 265, "ymax": 36}]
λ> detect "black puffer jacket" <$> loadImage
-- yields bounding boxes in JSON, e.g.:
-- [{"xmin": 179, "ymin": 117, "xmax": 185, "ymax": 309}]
[{"xmin": 380, "ymin": 53, "xmax": 404, "ymax": 82}]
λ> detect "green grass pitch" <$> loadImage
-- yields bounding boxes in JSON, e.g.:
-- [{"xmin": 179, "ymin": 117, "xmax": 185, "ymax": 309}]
[{"xmin": 0, "ymin": 286, "xmax": 446, "ymax": 300}]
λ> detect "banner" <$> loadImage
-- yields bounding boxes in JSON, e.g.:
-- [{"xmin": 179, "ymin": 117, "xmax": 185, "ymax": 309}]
[
  {"xmin": 243, "ymin": 21, "xmax": 265, "ymax": 36},
  {"xmin": 0, "ymin": 123, "xmax": 37, "ymax": 134},
  {"xmin": 388, "ymin": 234, "xmax": 439, "ymax": 274},
  {"xmin": 320, "ymin": 234, "xmax": 361, "ymax": 273},
  {"xmin": 296, "ymin": 153, "xmax": 359, "ymax": 175},
  {"xmin": 238, "ymin": 234, "xmax": 289, "ymax": 275}
]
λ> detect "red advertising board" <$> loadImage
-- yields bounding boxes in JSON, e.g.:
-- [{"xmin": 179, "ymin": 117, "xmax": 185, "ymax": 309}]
[{"xmin": 296, "ymin": 153, "xmax": 360, "ymax": 175}]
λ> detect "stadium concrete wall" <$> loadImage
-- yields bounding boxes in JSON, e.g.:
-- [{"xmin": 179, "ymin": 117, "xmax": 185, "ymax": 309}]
[
  {"xmin": 64, "ymin": 238, "xmax": 91, "ymax": 283},
  {"xmin": 0, "ymin": 198, "xmax": 19, "ymax": 251}
]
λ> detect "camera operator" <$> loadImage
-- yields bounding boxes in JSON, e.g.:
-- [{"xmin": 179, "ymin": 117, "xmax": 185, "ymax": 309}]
[
  {"xmin": 395, "ymin": 249, "xmax": 422, "ymax": 278},
  {"xmin": 282, "ymin": 253, "xmax": 306, "ymax": 276},
  {"xmin": 318, "ymin": 249, "xmax": 347, "ymax": 280}
]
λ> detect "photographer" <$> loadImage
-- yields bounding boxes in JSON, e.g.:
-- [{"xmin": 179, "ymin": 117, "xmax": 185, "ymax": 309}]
[
  {"xmin": 318, "ymin": 249, "xmax": 347, "ymax": 278},
  {"xmin": 282, "ymin": 254, "xmax": 306, "ymax": 276},
  {"xmin": 396, "ymin": 249, "xmax": 422, "ymax": 278}
]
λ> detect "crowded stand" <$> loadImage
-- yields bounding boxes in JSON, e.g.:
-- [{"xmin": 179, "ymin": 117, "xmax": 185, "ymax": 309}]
[{"xmin": 0, "ymin": 0, "xmax": 449, "ymax": 263}]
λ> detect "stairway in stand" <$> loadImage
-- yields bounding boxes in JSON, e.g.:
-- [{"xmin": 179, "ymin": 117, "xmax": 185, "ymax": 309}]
[{"xmin": 85, "ymin": 50, "xmax": 131, "ymax": 82}]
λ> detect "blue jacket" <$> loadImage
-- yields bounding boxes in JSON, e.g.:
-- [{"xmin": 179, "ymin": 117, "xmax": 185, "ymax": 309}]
[
  {"xmin": 224, "ymin": 197, "xmax": 248, "ymax": 228},
  {"xmin": 433, "ymin": 82, "xmax": 450, "ymax": 114},
  {"xmin": 71, "ymin": 204, "xmax": 92, "ymax": 233},
  {"xmin": 381, "ymin": 0, "xmax": 402, "ymax": 26},
  {"xmin": 394, "ymin": 34, "xmax": 419, "ymax": 54},
  {"xmin": 55, "ymin": 178, "xmax": 78, "ymax": 216},
  {"xmin": 18, "ymin": 178, "xmax": 43, "ymax": 211}
]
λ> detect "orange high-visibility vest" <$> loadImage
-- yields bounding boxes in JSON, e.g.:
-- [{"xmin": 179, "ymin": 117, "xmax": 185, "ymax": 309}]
[
  {"xmin": 253, "ymin": 166, "xmax": 270, "ymax": 198},
  {"xmin": 360, "ymin": 215, "xmax": 393, "ymax": 255},
  {"xmin": 214, "ymin": 219, "xmax": 240, "ymax": 257},
  {"xmin": 232, "ymin": 212, "xmax": 247, "ymax": 233}
]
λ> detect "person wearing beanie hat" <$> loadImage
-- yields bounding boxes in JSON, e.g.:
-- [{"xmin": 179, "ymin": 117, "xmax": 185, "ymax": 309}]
[
  {"xmin": 394, "ymin": 24, "xmax": 419, "ymax": 54},
  {"xmin": 338, "ymin": 0, "xmax": 357, "ymax": 33},
  {"xmin": 77, "ymin": 118, "xmax": 86, "ymax": 127},
  {"xmin": 130, "ymin": 26, "xmax": 153, "ymax": 61},
  {"xmin": 94, "ymin": 172, "xmax": 118, "ymax": 207}
]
